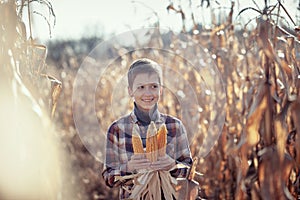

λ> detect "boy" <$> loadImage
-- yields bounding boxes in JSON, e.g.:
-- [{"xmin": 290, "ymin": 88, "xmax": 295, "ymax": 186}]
[{"xmin": 102, "ymin": 58, "xmax": 193, "ymax": 199}]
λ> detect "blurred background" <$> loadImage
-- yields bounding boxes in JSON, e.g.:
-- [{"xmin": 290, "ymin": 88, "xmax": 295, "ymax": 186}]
[
  {"xmin": 1, "ymin": 0, "xmax": 300, "ymax": 199},
  {"xmin": 26, "ymin": 0, "xmax": 299, "ymax": 41}
]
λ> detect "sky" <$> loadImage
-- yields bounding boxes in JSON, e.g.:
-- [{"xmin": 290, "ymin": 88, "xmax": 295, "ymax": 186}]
[{"xmin": 27, "ymin": 0, "xmax": 299, "ymax": 42}]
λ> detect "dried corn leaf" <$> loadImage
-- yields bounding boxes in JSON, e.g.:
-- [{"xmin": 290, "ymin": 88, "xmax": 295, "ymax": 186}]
[
  {"xmin": 50, "ymin": 82, "xmax": 62, "ymax": 118},
  {"xmin": 41, "ymin": 74, "xmax": 62, "ymax": 118},
  {"xmin": 237, "ymin": 84, "xmax": 267, "ymax": 177},
  {"xmin": 246, "ymin": 84, "xmax": 267, "ymax": 147},
  {"xmin": 258, "ymin": 146, "xmax": 294, "ymax": 200},
  {"xmin": 188, "ymin": 157, "xmax": 198, "ymax": 181},
  {"xmin": 289, "ymin": 100, "xmax": 300, "ymax": 165},
  {"xmin": 257, "ymin": 25, "xmax": 296, "ymax": 102},
  {"xmin": 274, "ymin": 114, "xmax": 287, "ymax": 163}
]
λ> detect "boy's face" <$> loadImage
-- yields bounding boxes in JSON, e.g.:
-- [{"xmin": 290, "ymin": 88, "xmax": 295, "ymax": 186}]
[{"xmin": 128, "ymin": 73, "xmax": 162, "ymax": 112}]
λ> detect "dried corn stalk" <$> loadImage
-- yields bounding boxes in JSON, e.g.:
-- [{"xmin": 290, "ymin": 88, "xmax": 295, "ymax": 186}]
[{"xmin": 132, "ymin": 124, "xmax": 144, "ymax": 154}]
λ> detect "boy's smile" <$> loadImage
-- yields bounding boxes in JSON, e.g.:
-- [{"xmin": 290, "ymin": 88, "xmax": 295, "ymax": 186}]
[{"xmin": 128, "ymin": 73, "xmax": 162, "ymax": 112}]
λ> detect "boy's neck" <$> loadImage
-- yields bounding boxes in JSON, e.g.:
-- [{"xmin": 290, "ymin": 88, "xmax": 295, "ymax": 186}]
[{"xmin": 134, "ymin": 103, "xmax": 158, "ymax": 125}]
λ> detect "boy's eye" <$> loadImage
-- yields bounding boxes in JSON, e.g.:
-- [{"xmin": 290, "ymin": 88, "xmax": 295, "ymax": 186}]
[{"xmin": 136, "ymin": 84, "xmax": 159, "ymax": 91}]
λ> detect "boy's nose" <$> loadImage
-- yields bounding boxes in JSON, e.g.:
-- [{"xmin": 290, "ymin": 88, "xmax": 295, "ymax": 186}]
[{"xmin": 144, "ymin": 87, "xmax": 152, "ymax": 95}]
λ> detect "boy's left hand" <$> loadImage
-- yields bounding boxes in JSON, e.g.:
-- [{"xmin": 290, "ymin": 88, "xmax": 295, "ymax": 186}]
[{"xmin": 150, "ymin": 155, "xmax": 176, "ymax": 171}]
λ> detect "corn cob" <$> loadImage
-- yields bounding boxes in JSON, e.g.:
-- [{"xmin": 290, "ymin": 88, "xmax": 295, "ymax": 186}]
[
  {"xmin": 132, "ymin": 124, "xmax": 144, "ymax": 154},
  {"xmin": 146, "ymin": 121, "xmax": 158, "ymax": 162},
  {"xmin": 157, "ymin": 123, "xmax": 167, "ymax": 157}
]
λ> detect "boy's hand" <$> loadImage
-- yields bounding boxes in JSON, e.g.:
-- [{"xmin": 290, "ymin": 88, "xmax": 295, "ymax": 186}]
[
  {"xmin": 150, "ymin": 155, "xmax": 176, "ymax": 171},
  {"xmin": 127, "ymin": 154, "xmax": 151, "ymax": 172}
]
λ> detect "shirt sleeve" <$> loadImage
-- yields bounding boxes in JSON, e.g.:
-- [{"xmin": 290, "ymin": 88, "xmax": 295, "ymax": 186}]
[
  {"xmin": 170, "ymin": 120, "xmax": 193, "ymax": 178},
  {"xmin": 102, "ymin": 122, "xmax": 130, "ymax": 187}
]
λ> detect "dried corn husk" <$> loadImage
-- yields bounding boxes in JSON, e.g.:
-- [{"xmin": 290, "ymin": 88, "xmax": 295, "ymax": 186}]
[
  {"xmin": 117, "ymin": 164, "xmax": 188, "ymax": 200},
  {"xmin": 127, "ymin": 168, "xmax": 179, "ymax": 200},
  {"xmin": 160, "ymin": 171, "xmax": 177, "ymax": 199}
]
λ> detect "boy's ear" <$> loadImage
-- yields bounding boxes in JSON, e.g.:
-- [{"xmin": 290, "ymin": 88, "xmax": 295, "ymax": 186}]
[
  {"xmin": 128, "ymin": 86, "xmax": 133, "ymax": 97},
  {"xmin": 159, "ymin": 85, "xmax": 163, "ymax": 95}
]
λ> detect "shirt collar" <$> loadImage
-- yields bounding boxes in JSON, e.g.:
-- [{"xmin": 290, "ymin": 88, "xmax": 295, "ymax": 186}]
[{"xmin": 130, "ymin": 106, "xmax": 164, "ymax": 124}]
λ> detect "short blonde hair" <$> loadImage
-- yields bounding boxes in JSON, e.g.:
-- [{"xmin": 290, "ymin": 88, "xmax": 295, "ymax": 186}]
[{"xmin": 127, "ymin": 58, "xmax": 163, "ymax": 89}]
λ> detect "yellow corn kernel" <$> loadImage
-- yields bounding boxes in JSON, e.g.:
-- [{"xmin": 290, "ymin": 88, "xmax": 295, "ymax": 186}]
[
  {"xmin": 157, "ymin": 123, "xmax": 167, "ymax": 157},
  {"xmin": 132, "ymin": 124, "xmax": 144, "ymax": 154},
  {"xmin": 146, "ymin": 121, "xmax": 158, "ymax": 162}
]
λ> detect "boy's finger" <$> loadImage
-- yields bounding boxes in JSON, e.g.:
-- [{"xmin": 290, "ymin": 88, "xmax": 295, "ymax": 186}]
[
  {"xmin": 131, "ymin": 158, "xmax": 151, "ymax": 165},
  {"xmin": 131, "ymin": 154, "xmax": 146, "ymax": 160},
  {"xmin": 134, "ymin": 162, "xmax": 151, "ymax": 170}
]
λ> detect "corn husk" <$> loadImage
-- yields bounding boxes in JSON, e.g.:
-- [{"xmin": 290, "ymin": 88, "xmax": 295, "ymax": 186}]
[
  {"xmin": 128, "ymin": 169, "xmax": 179, "ymax": 200},
  {"xmin": 117, "ymin": 164, "xmax": 189, "ymax": 200}
]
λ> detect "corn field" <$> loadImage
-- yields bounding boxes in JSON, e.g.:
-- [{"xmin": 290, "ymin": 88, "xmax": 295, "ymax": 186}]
[{"xmin": 1, "ymin": 0, "xmax": 300, "ymax": 199}]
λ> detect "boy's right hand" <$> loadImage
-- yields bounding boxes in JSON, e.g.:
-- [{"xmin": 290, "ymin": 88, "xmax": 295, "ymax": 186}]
[{"xmin": 127, "ymin": 154, "xmax": 151, "ymax": 172}]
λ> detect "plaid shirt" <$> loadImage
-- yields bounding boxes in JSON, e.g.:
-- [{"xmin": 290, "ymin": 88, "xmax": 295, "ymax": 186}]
[{"xmin": 102, "ymin": 109, "xmax": 192, "ymax": 199}]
